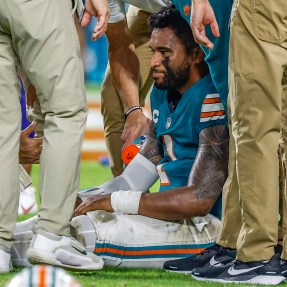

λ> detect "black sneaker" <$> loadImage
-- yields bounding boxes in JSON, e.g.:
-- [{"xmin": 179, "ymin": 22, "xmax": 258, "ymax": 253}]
[
  {"xmin": 163, "ymin": 244, "xmax": 236, "ymax": 273},
  {"xmin": 280, "ymin": 259, "xmax": 287, "ymax": 277},
  {"xmin": 192, "ymin": 253, "xmax": 285, "ymax": 285}
]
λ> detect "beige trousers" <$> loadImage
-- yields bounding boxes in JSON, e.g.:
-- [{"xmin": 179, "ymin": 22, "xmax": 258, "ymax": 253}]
[
  {"xmin": 101, "ymin": 6, "xmax": 154, "ymax": 176},
  {"xmin": 218, "ymin": 0, "xmax": 287, "ymax": 262},
  {"xmin": 0, "ymin": 0, "xmax": 87, "ymax": 251}
]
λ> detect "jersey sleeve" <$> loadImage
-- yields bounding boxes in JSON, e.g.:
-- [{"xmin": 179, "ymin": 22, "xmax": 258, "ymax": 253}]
[
  {"xmin": 197, "ymin": 92, "xmax": 226, "ymax": 133},
  {"xmin": 107, "ymin": 0, "xmax": 126, "ymax": 23}
]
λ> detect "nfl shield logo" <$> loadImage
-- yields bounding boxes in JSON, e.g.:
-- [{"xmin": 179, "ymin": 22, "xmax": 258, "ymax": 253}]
[{"xmin": 166, "ymin": 117, "xmax": 172, "ymax": 129}]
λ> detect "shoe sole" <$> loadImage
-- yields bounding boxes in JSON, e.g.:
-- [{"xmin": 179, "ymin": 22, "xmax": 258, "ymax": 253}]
[
  {"xmin": 192, "ymin": 274, "xmax": 286, "ymax": 285},
  {"xmin": 0, "ymin": 269, "xmax": 12, "ymax": 273},
  {"xmin": 11, "ymin": 258, "xmax": 31, "ymax": 267},
  {"xmin": 164, "ymin": 269, "xmax": 192, "ymax": 274},
  {"xmin": 27, "ymin": 249, "xmax": 103, "ymax": 272},
  {"xmin": 0, "ymin": 265, "xmax": 13, "ymax": 273}
]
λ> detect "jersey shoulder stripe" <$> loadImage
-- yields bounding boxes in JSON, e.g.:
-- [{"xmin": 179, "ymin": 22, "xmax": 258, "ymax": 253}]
[
  {"xmin": 200, "ymin": 93, "xmax": 226, "ymax": 123},
  {"xmin": 204, "ymin": 93, "xmax": 221, "ymax": 99}
]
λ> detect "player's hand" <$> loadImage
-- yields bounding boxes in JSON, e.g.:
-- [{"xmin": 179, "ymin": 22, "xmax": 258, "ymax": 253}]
[
  {"xmin": 26, "ymin": 84, "xmax": 38, "ymax": 107},
  {"xmin": 190, "ymin": 0, "xmax": 219, "ymax": 49},
  {"xmin": 81, "ymin": 0, "xmax": 109, "ymax": 41},
  {"xmin": 19, "ymin": 122, "xmax": 43, "ymax": 164},
  {"xmin": 75, "ymin": 194, "xmax": 113, "ymax": 215},
  {"xmin": 74, "ymin": 196, "xmax": 83, "ymax": 210},
  {"xmin": 121, "ymin": 110, "xmax": 150, "ymax": 147}
]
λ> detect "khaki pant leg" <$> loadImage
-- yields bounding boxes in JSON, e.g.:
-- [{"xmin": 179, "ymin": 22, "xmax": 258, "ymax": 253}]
[
  {"xmin": 0, "ymin": 23, "xmax": 22, "ymax": 251},
  {"xmin": 281, "ymin": 68, "xmax": 287, "ymax": 259},
  {"xmin": 278, "ymin": 132, "xmax": 285, "ymax": 242},
  {"xmin": 101, "ymin": 6, "xmax": 153, "ymax": 177},
  {"xmin": 230, "ymin": 0, "xmax": 287, "ymax": 261},
  {"xmin": 9, "ymin": 0, "xmax": 87, "ymax": 236},
  {"xmin": 218, "ymin": 70, "xmax": 242, "ymax": 249}
]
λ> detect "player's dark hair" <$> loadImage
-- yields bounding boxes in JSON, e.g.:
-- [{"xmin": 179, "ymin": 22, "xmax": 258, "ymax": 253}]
[{"xmin": 148, "ymin": 5, "xmax": 198, "ymax": 55}]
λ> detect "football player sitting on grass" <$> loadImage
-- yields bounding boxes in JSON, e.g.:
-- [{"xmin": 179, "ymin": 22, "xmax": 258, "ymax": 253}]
[{"xmin": 12, "ymin": 5, "xmax": 228, "ymax": 269}]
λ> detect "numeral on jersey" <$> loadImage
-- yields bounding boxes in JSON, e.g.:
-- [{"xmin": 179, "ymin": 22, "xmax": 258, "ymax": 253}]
[
  {"xmin": 156, "ymin": 164, "xmax": 170, "ymax": 186},
  {"xmin": 162, "ymin": 135, "xmax": 177, "ymax": 161}
]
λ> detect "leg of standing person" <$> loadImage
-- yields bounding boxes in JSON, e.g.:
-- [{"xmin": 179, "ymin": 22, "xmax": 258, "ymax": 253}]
[
  {"xmin": 278, "ymin": 131, "xmax": 285, "ymax": 247},
  {"xmin": 192, "ymin": 0, "xmax": 287, "ymax": 284},
  {"xmin": 230, "ymin": 0, "xmax": 287, "ymax": 262},
  {"xmin": 0, "ymin": 16, "xmax": 22, "ymax": 273},
  {"xmin": 101, "ymin": 5, "xmax": 153, "ymax": 177},
  {"xmin": 17, "ymin": 0, "xmax": 87, "ymax": 238},
  {"xmin": 217, "ymin": 64, "xmax": 242, "ymax": 249},
  {"xmin": 280, "ymin": 68, "xmax": 287, "ymax": 273},
  {"xmin": 0, "ymin": 0, "xmax": 103, "ymax": 271}
]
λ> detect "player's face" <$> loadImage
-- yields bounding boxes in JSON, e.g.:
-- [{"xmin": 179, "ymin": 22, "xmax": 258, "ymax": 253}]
[{"xmin": 150, "ymin": 27, "xmax": 191, "ymax": 90}]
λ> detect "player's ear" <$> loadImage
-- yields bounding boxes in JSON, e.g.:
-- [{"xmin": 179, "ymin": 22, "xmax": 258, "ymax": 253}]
[{"xmin": 193, "ymin": 46, "xmax": 205, "ymax": 64}]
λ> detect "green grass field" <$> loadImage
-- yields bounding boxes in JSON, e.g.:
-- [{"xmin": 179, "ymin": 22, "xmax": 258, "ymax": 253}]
[
  {"xmin": 0, "ymin": 162, "xmax": 276, "ymax": 287},
  {"xmin": 0, "ymin": 266, "xmax": 252, "ymax": 287}
]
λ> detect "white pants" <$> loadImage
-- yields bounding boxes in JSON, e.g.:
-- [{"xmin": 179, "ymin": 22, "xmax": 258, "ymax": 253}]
[{"xmin": 12, "ymin": 211, "xmax": 221, "ymax": 269}]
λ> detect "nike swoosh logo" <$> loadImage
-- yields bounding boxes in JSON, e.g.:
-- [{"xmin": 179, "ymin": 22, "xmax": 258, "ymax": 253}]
[
  {"xmin": 21, "ymin": 204, "xmax": 35, "ymax": 214},
  {"xmin": 210, "ymin": 256, "xmax": 222, "ymax": 266},
  {"xmin": 228, "ymin": 265, "xmax": 263, "ymax": 275},
  {"xmin": 72, "ymin": 246, "xmax": 87, "ymax": 255}
]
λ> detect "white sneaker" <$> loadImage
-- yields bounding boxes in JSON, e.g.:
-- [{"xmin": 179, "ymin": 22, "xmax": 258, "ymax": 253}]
[
  {"xmin": 11, "ymin": 216, "xmax": 37, "ymax": 267},
  {"xmin": 0, "ymin": 250, "xmax": 12, "ymax": 273},
  {"xmin": 18, "ymin": 186, "xmax": 38, "ymax": 215},
  {"xmin": 27, "ymin": 231, "xmax": 104, "ymax": 271}
]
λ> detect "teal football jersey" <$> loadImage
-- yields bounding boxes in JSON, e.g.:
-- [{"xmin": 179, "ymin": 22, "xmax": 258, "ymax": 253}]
[
  {"xmin": 151, "ymin": 75, "xmax": 226, "ymax": 218},
  {"xmin": 171, "ymin": 0, "xmax": 233, "ymax": 114}
]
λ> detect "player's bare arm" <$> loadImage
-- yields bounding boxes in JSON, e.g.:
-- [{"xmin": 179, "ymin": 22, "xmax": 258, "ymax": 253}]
[
  {"xmin": 75, "ymin": 124, "xmax": 229, "ymax": 220},
  {"xmin": 106, "ymin": 20, "xmax": 150, "ymax": 146},
  {"xmin": 139, "ymin": 121, "xmax": 164, "ymax": 165},
  {"xmin": 74, "ymin": 122, "xmax": 161, "ymax": 215},
  {"xmin": 188, "ymin": 124, "xmax": 228, "ymax": 202},
  {"xmin": 139, "ymin": 124, "xmax": 229, "ymax": 220}
]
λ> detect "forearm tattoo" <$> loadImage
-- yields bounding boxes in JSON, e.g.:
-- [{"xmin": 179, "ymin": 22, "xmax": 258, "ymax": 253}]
[
  {"xmin": 139, "ymin": 122, "xmax": 163, "ymax": 165},
  {"xmin": 188, "ymin": 125, "xmax": 229, "ymax": 202}
]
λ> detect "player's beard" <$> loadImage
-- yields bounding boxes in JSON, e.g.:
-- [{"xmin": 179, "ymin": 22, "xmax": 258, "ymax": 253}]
[{"xmin": 154, "ymin": 57, "xmax": 190, "ymax": 90}]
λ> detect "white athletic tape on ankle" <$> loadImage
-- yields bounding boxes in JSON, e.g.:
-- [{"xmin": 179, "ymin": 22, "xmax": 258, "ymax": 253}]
[{"xmin": 111, "ymin": 190, "xmax": 142, "ymax": 214}]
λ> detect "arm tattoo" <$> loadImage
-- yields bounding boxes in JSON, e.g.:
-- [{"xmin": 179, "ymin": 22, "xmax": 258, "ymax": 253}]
[
  {"xmin": 188, "ymin": 124, "xmax": 229, "ymax": 202},
  {"xmin": 139, "ymin": 122, "xmax": 163, "ymax": 165}
]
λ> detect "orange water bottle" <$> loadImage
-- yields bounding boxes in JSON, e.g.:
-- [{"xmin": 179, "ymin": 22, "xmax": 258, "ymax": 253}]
[{"xmin": 121, "ymin": 135, "xmax": 146, "ymax": 165}]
